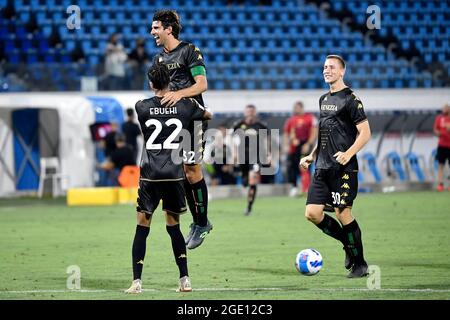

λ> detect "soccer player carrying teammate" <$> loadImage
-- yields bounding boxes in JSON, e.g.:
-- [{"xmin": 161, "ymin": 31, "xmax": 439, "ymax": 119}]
[
  {"xmin": 150, "ymin": 10, "xmax": 212, "ymax": 249},
  {"xmin": 300, "ymin": 55, "xmax": 371, "ymax": 278},
  {"xmin": 125, "ymin": 63, "xmax": 211, "ymax": 294},
  {"xmin": 232, "ymin": 104, "xmax": 271, "ymax": 216}
]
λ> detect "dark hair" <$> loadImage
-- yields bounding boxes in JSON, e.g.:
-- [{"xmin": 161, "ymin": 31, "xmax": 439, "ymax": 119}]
[
  {"xmin": 126, "ymin": 108, "xmax": 134, "ymax": 117},
  {"xmin": 246, "ymin": 104, "xmax": 256, "ymax": 109},
  {"xmin": 147, "ymin": 63, "xmax": 170, "ymax": 90},
  {"xmin": 326, "ymin": 54, "xmax": 346, "ymax": 69},
  {"xmin": 152, "ymin": 10, "xmax": 182, "ymax": 39},
  {"xmin": 115, "ymin": 133, "xmax": 126, "ymax": 143}
]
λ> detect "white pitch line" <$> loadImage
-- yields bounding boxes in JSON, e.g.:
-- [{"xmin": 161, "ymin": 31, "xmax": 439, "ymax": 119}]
[
  {"xmin": 1, "ymin": 287, "xmax": 450, "ymax": 294},
  {"xmin": 0, "ymin": 289, "xmax": 108, "ymax": 293}
]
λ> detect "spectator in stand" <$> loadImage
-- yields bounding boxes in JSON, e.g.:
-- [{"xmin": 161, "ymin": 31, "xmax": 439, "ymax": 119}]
[
  {"xmin": 104, "ymin": 33, "xmax": 127, "ymax": 90},
  {"xmin": 128, "ymin": 38, "xmax": 150, "ymax": 90}
]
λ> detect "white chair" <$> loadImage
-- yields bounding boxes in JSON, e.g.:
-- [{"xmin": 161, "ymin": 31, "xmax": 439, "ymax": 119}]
[{"xmin": 38, "ymin": 157, "xmax": 69, "ymax": 198}]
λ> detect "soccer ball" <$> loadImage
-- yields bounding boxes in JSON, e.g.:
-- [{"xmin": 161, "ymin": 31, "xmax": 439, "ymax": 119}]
[{"xmin": 295, "ymin": 249, "xmax": 323, "ymax": 275}]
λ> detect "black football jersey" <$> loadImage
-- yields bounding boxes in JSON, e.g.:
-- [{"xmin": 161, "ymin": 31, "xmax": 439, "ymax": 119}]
[
  {"xmin": 135, "ymin": 97, "xmax": 206, "ymax": 181},
  {"xmin": 315, "ymin": 87, "xmax": 368, "ymax": 171},
  {"xmin": 233, "ymin": 119, "xmax": 269, "ymax": 163},
  {"xmin": 152, "ymin": 41, "xmax": 206, "ymax": 106}
]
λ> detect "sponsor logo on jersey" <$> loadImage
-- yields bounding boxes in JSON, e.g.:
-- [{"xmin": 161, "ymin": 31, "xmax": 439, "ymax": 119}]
[
  {"xmin": 167, "ymin": 62, "xmax": 181, "ymax": 70},
  {"xmin": 321, "ymin": 104, "xmax": 338, "ymax": 111}
]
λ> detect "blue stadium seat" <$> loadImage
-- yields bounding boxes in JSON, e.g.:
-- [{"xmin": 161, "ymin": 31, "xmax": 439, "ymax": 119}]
[
  {"xmin": 386, "ymin": 151, "xmax": 406, "ymax": 181},
  {"xmin": 27, "ymin": 52, "xmax": 38, "ymax": 64},
  {"xmin": 363, "ymin": 152, "xmax": 382, "ymax": 183},
  {"xmin": 3, "ymin": 0, "xmax": 447, "ymax": 90},
  {"xmin": 405, "ymin": 152, "xmax": 425, "ymax": 182}
]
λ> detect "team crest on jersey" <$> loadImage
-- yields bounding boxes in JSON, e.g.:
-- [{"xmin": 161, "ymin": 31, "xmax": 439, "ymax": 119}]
[
  {"xmin": 158, "ymin": 57, "xmax": 163, "ymax": 63},
  {"xmin": 323, "ymin": 96, "xmax": 328, "ymax": 101}
]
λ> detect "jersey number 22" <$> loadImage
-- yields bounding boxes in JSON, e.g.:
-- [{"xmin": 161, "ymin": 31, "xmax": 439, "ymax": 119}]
[{"xmin": 145, "ymin": 118, "xmax": 182, "ymax": 150}]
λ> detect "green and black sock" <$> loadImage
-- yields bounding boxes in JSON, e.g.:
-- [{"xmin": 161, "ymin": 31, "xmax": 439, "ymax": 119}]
[
  {"xmin": 316, "ymin": 214, "xmax": 345, "ymax": 243},
  {"xmin": 191, "ymin": 179, "xmax": 208, "ymax": 227},
  {"xmin": 342, "ymin": 219, "xmax": 366, "ymax": 265},
  {"xmin": 166, "ymin": 224, "xmax": 188, "ymax": 278},
  {"xmin": 132, "ymin": 225, "xmax": 150, "ymax": 280}
]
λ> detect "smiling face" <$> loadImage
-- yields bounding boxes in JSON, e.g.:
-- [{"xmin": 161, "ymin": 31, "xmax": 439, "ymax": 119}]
[
  {"xmin": 323, "ymin": 58, "xmax": 345, "ymax": 85},
  {"xmin": 150, "ymin": 20, "xmax": 171, "ymax": 47}
]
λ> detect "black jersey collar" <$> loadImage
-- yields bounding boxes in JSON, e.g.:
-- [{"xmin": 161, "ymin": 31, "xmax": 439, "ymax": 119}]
[
  {"xmin": 163, "ymin": 40, "xmax": 185, "ymax": 54},
  {"xmin": 329, "ymin": 86, "xmax": 350, "ymax": 96}
]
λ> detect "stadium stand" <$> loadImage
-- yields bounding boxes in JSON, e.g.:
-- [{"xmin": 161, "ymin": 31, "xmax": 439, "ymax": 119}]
[{"xmin": 1, "ymin": 0, "xmax": 448, "ymax": 91}]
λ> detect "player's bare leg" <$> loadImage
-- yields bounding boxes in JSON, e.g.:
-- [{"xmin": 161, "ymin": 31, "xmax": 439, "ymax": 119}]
[
  {"xmin": 336, "ymin": 207, "xmax": 368, "ymax": 278},
  {"xmin": 165, "ymin": 212, "xmax": 191, "ymax": 292},
  {"xmin": 125, "ymin": 212, "xmax": 152, "ymax": 294},
  {"xmin": 184, "ymin": 164, "xmax": 212, "ymax": 249}
]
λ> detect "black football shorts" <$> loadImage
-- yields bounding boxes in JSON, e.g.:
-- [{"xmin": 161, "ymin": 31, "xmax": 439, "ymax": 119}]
[
  {"xmin": 136, "ymin": 179, "xmax": 187, "ymax": 216},
  {"xmin": 436, "ymin": 146, "xmax": 450, "ymax": 165},
  {"xmin": 183, "ymin": 120, "xmax": 208, "ymax": 165},
  {"xmin": 306, "ymin": 169, "xmax": 358, "ymax": 210}
]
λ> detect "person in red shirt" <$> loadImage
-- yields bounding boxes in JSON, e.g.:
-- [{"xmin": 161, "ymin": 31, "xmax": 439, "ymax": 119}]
[
  {"xmin": 433, "ymin": 103, "xmax": 450, "ymax": 191},
  {"xmin": 283, "ymin": 101, "xmax": 317, "ymax": 196}
]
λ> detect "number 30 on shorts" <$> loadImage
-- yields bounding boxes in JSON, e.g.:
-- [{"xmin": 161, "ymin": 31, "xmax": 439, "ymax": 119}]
[{"xmin": 331, "ymin": 192, "xmax": 341, "ymax": 205}]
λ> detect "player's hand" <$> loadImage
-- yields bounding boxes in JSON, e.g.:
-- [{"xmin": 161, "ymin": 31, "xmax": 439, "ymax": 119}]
[
  {"xmin": 161, "ymin": 91, "xmax": 183, "ymax": 107},
  {"xmin": 334, "ymin": 151, "xmax": 352, "ymax": 166},
  {"xmin": 299, "ymin": 155, "xmax": 313, "ymax": 169}
]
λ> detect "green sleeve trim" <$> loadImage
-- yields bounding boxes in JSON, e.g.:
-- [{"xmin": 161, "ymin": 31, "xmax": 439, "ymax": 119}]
[{"xmin": 190, "ymin": 66, "xmax": 206, "ymax": 77}]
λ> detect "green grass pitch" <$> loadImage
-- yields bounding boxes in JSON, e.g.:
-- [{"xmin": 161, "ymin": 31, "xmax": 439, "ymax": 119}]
[{"xmin": 0, "ymin": 191, "xmax": 449, "ymax": 300}]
